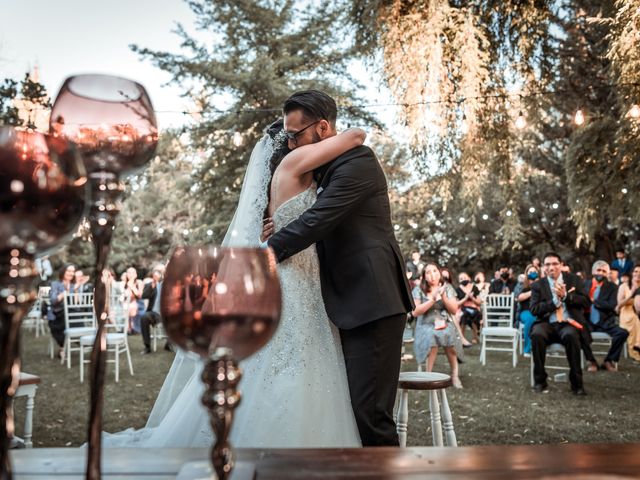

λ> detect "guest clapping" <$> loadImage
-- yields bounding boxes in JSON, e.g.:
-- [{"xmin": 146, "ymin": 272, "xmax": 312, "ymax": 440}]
[
  {"xmin": 455, "ymin": 272, "xmax": 482, "ymax": 345},
  {"xmin": 530, "ymin": 252, "xmax": 590, "ymax": 395},
  {"xmin": 411, "ymin": 263, "xmax": 462, "ymax": 388},
  {"xmin": 585, "ymin": 261, "xmax": 629, "ymax": 372},
  {"xmin": 124, "ymin": 267, "xmax": 144, "ymax": 334},
  {"xmin": 617, "ymin": 266, "xmax": 640, "ymax": 361}
]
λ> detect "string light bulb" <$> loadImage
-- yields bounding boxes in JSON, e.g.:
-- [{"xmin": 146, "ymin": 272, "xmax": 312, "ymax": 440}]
[
  {"xmin": 574, "ymin": 109, "xmax": 585, "ymax": 126},
  {"xmin": 515, "ymin": 111, "xmax": 527, "ymax": 130},
  {"xmin": 628, "ymin": 104, "xmax": 640, "ymax": 119},
  {"xmin": 233, "ymin": 131, "xmax": 243, "ymax": 147},
  {"xmin": 460, "ymin": 114, "xmax": 469, "ymax": 134}
]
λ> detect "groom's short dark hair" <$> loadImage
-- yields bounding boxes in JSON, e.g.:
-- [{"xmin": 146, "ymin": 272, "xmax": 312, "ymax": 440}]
[{"xmin": 283, "ymin": 90, "xmax": 337, "ymax": 127}]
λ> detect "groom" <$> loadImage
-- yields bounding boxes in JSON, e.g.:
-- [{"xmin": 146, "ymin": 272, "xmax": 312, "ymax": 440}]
[{"xmin": 265, "ymin": 90, "xmax": 414, "ymax": 446}]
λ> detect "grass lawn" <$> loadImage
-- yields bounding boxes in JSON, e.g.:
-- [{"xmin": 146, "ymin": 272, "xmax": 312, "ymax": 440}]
[{"xmin": 13, "ymin": 328, "xmax": 640, "ymax": 448}]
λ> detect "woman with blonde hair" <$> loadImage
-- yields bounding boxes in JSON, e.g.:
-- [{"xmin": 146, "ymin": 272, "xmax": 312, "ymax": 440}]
[{"xmin": 617, "ymin": 265, "xmax": 640, "ymax": 361}]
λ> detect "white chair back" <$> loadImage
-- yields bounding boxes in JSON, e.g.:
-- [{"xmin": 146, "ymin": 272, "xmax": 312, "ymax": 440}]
[
  {"xmin": 483, "ymin": 294, "xmax": 515, "ymax": 327},
  {"xmin": 108, "ymin": 293, "xmax": 128, "ymax": 333},
  {"xmin": 63, "ymin": 292, "xmax": 96, "ymax": 329}
]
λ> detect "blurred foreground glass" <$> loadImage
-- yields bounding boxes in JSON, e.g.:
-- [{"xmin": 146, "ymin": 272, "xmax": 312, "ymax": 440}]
[
  {"xmin": 161, "ymin": 246, "xmax": 282, "ymax": 480},
  {"xmin": 49, "ymin": 74, "xmax": 158, "ymax": 480},
  {"xmin": 0, "ymin": 127, "xmax": 87, "ymax": 479}
]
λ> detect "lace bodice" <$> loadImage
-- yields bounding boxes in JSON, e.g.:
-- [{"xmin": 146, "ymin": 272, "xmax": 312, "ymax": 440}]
[{"xmin": 272, "ymin": 187, "xmax": 318, "ymax": 273}]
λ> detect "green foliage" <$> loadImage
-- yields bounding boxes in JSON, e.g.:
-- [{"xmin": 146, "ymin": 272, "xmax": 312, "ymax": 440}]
[
  {"xmin": 344, "ymin": 0, "xmax": 640, "ymax": 269},
  {"xmin": 56, "ymin": 131, "xmax": 198, "ymax": 276},
  {"xmin": 0, "ymin": 73, "xmax": 51, "ymax": 128},
  {"xmin": 131, "ymin": 0, "xmax": 376, "ymax": 242}
]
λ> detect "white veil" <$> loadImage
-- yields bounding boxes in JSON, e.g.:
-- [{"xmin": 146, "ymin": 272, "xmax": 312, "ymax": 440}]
[{"xmin": 103, "ymin": 134, "xmax": 275, "ymax": 445}]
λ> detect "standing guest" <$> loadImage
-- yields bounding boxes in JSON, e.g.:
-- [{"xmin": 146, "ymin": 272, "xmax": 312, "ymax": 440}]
[
  {"xmin": 611, "ymin": 248, "xmax": 634, "ymax": 277},
  {"xmin": 47, "ymin": 264, "xmax": 76, "ymax": 362},
  {"xmin": 617, "ymin": 266, "xmax": 640, "ymax": 361},
  {"xmin": 585, "ymin": 261, "xmax": 629, "ymax": 372},
  {"xmin": 140, "ymin": 269, "xmax": 172, "ymax": 354},
  {"xmin": 530, "ymin": 252, "xmax": 590, "ymax": 395},
  {"xmin": 411, "ymin": 263, "xmax": 462, "ymax": 388},
  {"xmin": 489, "ymin": 266, "xmax": 516, "ymax": 294},
  {"xmin": 514, "ymin": 264, "xmax": 540, "ymax": 357},
  {"xmin": 474, "ymin": 272, "xmax": 490, "ymax": 301},
  {"xmin": 124, "ymin": 267, "xmax": 144, "ymax": 334},
  {"xmin": 455, "ymin": 272, "xmax": 482, "ymax": 345},
  {"xmin": 405, "ymin": 251, "xmax": 424, "ymax": 286}
]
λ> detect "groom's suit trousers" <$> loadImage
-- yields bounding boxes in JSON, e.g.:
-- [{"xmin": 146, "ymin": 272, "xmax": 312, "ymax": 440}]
[{"xmin": 340, "ymin": 313, "xmax": 406, "ymax": 447}]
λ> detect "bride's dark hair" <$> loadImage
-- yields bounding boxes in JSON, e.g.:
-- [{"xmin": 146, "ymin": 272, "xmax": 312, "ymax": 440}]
[
  {"xmin": 264, "ymin": 119, "xmax": 290, "ymax": 218},
  {"xmin": 266, "ymin": 119, "xmax": 290, "ymax": 177}
]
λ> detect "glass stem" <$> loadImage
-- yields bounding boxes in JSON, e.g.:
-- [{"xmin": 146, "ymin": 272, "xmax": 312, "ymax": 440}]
[
  {"xmin": 201, "ymin": 349, "xmax": 242, "ymax": 480},
  {"xmin": 85, "ymin": 172, "xmax": 122, "ymax": 480},
  {"xmin": 0, "ymin": 252, "xmax": 37, "ymax": 480}
]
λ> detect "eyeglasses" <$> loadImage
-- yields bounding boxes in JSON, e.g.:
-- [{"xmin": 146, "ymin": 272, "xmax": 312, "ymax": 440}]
[{"xmin": 284, "ymin": 120, "xmax": 321, "ymax": 145}]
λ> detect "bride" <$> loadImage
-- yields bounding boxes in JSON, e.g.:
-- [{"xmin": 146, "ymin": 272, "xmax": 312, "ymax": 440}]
[{"xmin": 104, "ymin": 121, "xmax": 367, "ymax": 448}]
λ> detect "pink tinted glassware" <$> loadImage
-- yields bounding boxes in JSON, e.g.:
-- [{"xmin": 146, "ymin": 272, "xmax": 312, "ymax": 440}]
[
  {"xmin": 49, "ymin": 74, "xmax": 158, "ymax": 480},
  {"xmin": 161, "ymin": 246, "xmax": 282, "ymax": 480},
  {"xmin": 0, "ymin": 127, "xmax": 87, "ymax": 479}
]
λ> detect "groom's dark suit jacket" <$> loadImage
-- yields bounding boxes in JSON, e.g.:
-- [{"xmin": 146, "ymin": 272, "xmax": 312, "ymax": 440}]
[{"xmin": 267, "ymin": 145, "xmax": 414, "ymax": 329}]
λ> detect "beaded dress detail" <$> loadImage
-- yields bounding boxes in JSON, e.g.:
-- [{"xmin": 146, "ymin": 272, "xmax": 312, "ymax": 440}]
[
  {"xmin": 229, "ymin": 186, "xmax": 361, "ymax": 447},
  {"xmin": 103, "ymin": 186, "xmax": 361, "ymax": 448}
]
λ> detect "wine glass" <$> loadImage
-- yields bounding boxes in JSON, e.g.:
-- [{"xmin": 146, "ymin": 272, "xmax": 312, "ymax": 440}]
[
  {"xmin": 0, "ymin": 127, "xmax": 87, "ymax": 479},
  {"xmin": 49, "ymin": 74, "xmax": 158, "ymax": 479},
  {"xmin": 161, "ymin": 246, "xmax": 282, "ymax": 480}
]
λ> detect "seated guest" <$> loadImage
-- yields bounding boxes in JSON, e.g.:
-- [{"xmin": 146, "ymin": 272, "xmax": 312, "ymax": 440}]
[
  {"xmin": 140, "ymin": 269, "xmax": 171, "ymax": 354},
  {"xmin": 611, "ymin": 247, "xmax": 634, "ymax": 277},
  {"xmin": 474, "ymin": 272, "xmax": 490, "ymax": 301},
  {"xmin": 489, "ymin": 266, "xmax": 516, "ymax": 294},
  {"xmin": 48, "ymin": 264, "xmax": 76, "ymax": 362},
  {"xmin": 585, "ymin": 261, "xmax": 629, "ymax": 371},
  {"xmin": 530, "ymin": 252, "xmax": 590, "ymax": 395},
  {"xmin": 616, "ymin": 266, "xmax": 640, "ymax": 361},
  {"xmin": 514, "ymin": 264, "xmax": 540, "ymax": 357},
  {"xmin": 609, "ymin": 267, "xmax": 620, "ymax": 286},
  {"xmin": 455, "ymin": 272, "xmax": 482, "ymax": 344}
]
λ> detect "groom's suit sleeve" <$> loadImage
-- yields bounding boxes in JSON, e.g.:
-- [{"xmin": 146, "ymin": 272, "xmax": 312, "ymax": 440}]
[{"xmin": 267, "ymin": 146, "xmax": 377, "ymax": 263}]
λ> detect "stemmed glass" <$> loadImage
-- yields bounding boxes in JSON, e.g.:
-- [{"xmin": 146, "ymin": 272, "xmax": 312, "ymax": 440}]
[
  {"xmin": 161, "ymin": 246, "xmax": 282, "ymax": 480},
  {"xmin": 0, "ymin": 127, "xmax": 87, "ymax": 479},
  {"xmin": 49, "ymin": 74, "xmax": 158, "ymax": 479}
]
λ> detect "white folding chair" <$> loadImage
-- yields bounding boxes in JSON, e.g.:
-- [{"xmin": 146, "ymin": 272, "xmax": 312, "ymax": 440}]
[
  {"xmin": 63, "ymin": 292, "xmax": 97, "ymax": 369},
  {"xmin": 530, "ymin": 343, "xmax": 585, "ymax": 386},
  {"xmin": 590, "ymin": 330, "xmax": 627, "ymax": 368},
  {"xmin": 79, "ymin": 294, "xmax": 133, "ymax": 383},
  {"xmin": 23, "ymin": 286, "xmax": 50, "ymax": 338},
  {"xmin": 151, "ymin": 322, "xmax": 168, "ymax": 352},
  {"xmin": 479, "ymin": 294, "xmax": 519, "ymax": 367}
]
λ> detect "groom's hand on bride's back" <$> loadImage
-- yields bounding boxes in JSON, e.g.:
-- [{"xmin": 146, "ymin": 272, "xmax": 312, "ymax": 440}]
[{"xmin": 261, "ymin": 217, "xmax": 274, "ymax": 243}]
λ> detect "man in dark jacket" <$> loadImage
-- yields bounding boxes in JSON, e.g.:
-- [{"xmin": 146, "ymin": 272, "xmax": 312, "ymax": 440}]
[
  {"xmin": 266, "ymin": 90, "xmax": 414, "ymax": 446},
  {"xmin": 530, "ymin": 252, "xmax": 591, "ymax": 395},
  {"xmin": 585, "ymin": 260, "xmax": 629, "ymax": 372}
]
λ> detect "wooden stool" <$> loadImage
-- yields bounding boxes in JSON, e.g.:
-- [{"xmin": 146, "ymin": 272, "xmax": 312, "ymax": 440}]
[
  {"xmin": 13, "ymin": 373, "xmax": 41, "ymax": 448},
  {"xmin": 396, "ymin": 371, "xmax": 457, "ymax": 447}
]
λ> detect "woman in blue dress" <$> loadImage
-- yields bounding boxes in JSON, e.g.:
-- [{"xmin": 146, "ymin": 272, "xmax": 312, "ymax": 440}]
[{"xmin": 412, "ymin": 262, "xmax": 462, "ymax": 388}]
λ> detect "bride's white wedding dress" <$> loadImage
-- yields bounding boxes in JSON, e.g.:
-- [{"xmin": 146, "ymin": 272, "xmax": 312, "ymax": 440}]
[{"xmin": 103, "ymin": 184, "xmax": 361, "ymax": 448}]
